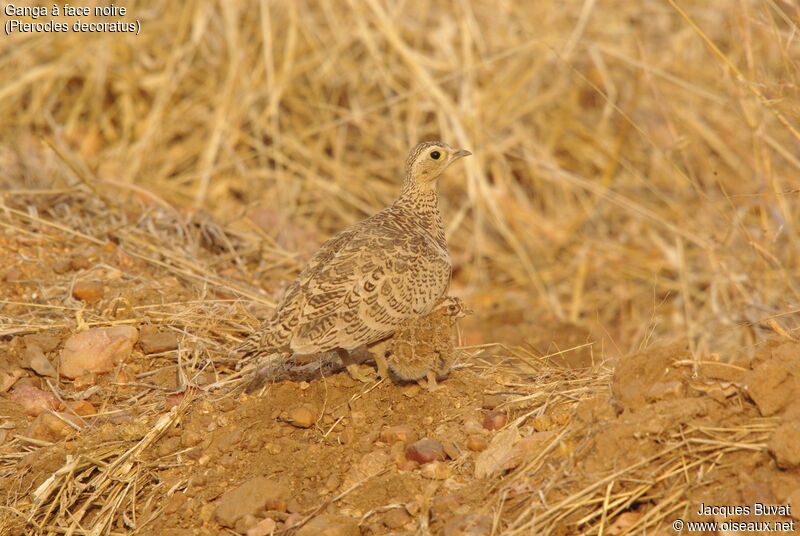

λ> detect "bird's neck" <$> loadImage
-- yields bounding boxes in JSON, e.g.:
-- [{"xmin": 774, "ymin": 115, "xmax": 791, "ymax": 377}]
[{"xmin": 395, "ymin": 182, "xmax": 447, "ymax": 248}]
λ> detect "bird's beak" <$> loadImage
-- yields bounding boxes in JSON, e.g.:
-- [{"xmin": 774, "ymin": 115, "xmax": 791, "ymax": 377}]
[{"xmin": 453, "ymin": 148, "xmax": 472, "ymax": 159}]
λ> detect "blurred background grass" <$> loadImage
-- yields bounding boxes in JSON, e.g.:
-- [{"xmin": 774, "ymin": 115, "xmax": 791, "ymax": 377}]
[{"xmin": 1, "ymin": 0, "xmax": 798, "ymax": 358}]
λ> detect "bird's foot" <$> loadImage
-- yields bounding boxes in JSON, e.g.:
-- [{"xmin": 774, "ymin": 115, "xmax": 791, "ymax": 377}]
[
  {"xmin": 346, "ymin": 363, "xmax": 378, "ymax": 383},
  {"xmin": 417, "ymin": 370, "xmax": 442, "ymax": 392}
]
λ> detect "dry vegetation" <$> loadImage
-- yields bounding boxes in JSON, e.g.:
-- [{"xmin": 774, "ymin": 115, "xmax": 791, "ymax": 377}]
[{"xmin": 1, "ymin": 0, "xmax": 799, "ymax": 535}]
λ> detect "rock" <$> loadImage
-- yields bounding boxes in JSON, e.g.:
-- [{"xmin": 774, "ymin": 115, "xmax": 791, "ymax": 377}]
[
  {"xmin": 295, "ymin": 514, "xmax": 359, "ymax": 536},
  {"xmin": 287, "ymin": 406, "xmax": 316, "ymax": 428},
  {"xmin": 70, "ymin": 254, "xmax": 92, "ymax": 270},
  {"xmin": 466, "ymin": 436, "xmax": 487, "ymax": 452},
  {"xmin": 405, "ymin": 438, "xmax": 446, "ymax": 464},
  {"xmin": 342, "ymin": 450, "xmax": 390, "ymax": 488},
  {"xmin": 787, "ymin": 488, "xmax": 800, "ymax": 520},
  {"xmin": 481, "ymin": 394, "xmax": 505, "ymax": 409},
  {"xmin": 0, "ymin": 366, "xmax": 24, "ymax": 392},
  {"xmin": 442, "ymin": 514, "xmax": 492, "ymax": 536},
  {"xmin": 380, "ymin": 425, "xmax": 418, "ymax": 445},
  {"xmin": 462, "ymin": 419, "xmax": 486, "ymax": 435},
  {"xmin": 383, "ymin": 508, "xmax": 413, "ymax": 529},
  {"xmin": 66, "ymin": 400, "xmax": 96, "ymax": 416},
  {"xmin": 72, "ymin": 281, "xmax": 104, "ymax": 303},
  {"xmin": 247, "ymin": 517, "xmax": 277, "ymax": 536},
  {"xmin": 11, "ymin": 384, "xmax": 60, "ymax": 416},
  {"xmin": 431, "ymin": 495, "xmax": 464, "ymax": 521},
  {"xmin": 769, "ymin": 421, "xmax": 800, "ymax": 469},
  {"xmin": 420, "ymin": 460, "xmax": 451, "ymax": 480},
  {"xmin": 745, "ymin": 359, "xmax": 795, "ymax": 416},
  {"xmin": 139, "ymin": 330, "xmax": 179, "ymax": 354},
  {"xmin": 474, "ymin": 427, "xmax": 520, "ymax": 478},
  {"xmin": 483, "ymin": 411, "xmax": 507, "ymax": 430},
  {"xmin": 59, "ymin": 326, "xmax": 138, "ymax": 379},
  {"xmin": 235, "ymin": 514, "xmax": 261, "ymax": 533},
  {"xmin": 25, "ymin": 334, "xmax": 60, "ymax": 352},
  {"xmin": 214, "ymin": 477, "xmax": 288, "ymax": 529},
  {"xmin": 27, "ymin": 412, "xmax": 77, "ymax": 441},
  {"xmin": 23, "ymin": 345, "xmax": 57, "ymax": 378}
]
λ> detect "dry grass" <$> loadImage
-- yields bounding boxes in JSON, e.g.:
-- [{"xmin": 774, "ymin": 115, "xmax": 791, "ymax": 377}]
[
  {"xmin": 2, "ymin": 0, "xmax": 798, "ymax": 356},
  {"xmin": 1, "ymin": 0, "xmax": 799, "ymax": 534}
]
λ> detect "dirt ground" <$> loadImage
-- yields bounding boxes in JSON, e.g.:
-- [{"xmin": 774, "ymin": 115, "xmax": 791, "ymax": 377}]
[{"xmin": 1, "ymin": 190, "xmax": 799, "ymax": 536}]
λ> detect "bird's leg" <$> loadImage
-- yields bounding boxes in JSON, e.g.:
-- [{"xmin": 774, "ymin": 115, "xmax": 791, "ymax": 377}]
[
  {"xmin": 337, "ymin": 348, "xmax": 376, "ymax": 383},
  {"xmin": 418, "ymin": 370, "xmax": 441, "ymax": 391},
  {"xmin": 367, "ymin": 339, "xmax": 390, "ymax": 381}
]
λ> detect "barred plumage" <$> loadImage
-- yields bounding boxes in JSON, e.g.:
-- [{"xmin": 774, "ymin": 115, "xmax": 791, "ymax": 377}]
[{"xmin": 239, "ymin": 141, "xmax": 471, "ymax": 383}]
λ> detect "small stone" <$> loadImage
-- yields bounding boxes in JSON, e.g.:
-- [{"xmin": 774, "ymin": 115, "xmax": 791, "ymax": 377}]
[
  {"xmin": 22, "ymin": 345, "xmax": 57, "ymax": 378},
  {"xmin": 235, "ymin": 514, "xmax": 261, "ymax": 533},
  {"xmin": 25, "ymin": 334, "xmax": 60, "ymax": 352},
  {"xmin": 431, "ymin": 495, "xmax": 464, "ymax": 521},
  {"xmin": 73, "ymin": 373, "xmax": 97, "ymax": 389},
  {"xmin": 383, "ymin": 508, "xmax": 413, "ymax": 529},
  {"xmin": 769, "ymin": 421, "xmax": 800, "ymax": 469},
  {"xmin": 59, "ymin": 326, "xmax": 138, "ymax": 379},
  {"xmin": 181, "ymin": 430, "xmax": 204, "ymax": 448},
  {"xmin": 214, "ymin": 477, "xmax": 288, "ymax": 529},
  {"xmin": 787, "ymin": 488, "xmax": 800, "ymax": 520},
  {"xmin": 163, "ymin": 492, "xmax": 187, "ymax": 515},
  {"xmin": 380, "ymin": 425, "xmax": 418, "ymax": 445},
  {"xmin": 442, "ymin": 514, "xmax": 492, "ymax": 536},
  {"xmin": 287, "ymin": 406, "xmax": 316, "ymax": 428},
  {"xmin": 532, "ymin": 415, "xmax": 552, "ymax": 432},
  {"xmin": 466, "ymin": 436, "xmax": 487, "ymax": 452},
  {"xmin": 298, "ymin": 381, "xmax": 310, "ymax": 391},
  {"xmin": 350, "ymin": 411, "xmax": 367, "ymax": 427},
  {"xmin": 442, "ymin": 439, "xmax": 460, "ymax": 460},
  {"xmin": 11, "ymin": 384, "xmax": 60, "ymax": 416},
  {"xmin": 405, "ymin": 438, "xmax": 446, "ymax": 464},
  {"xmin": 70, "ymin": 254, "xmax": 92, "ymax": 270},
  {"xmin": 420, "ymin": 460, "xmax": 451, "ymax": 480},
  {"xmin": 247, "ymin": 517, "xmax": 277, "ymax": 536},
  {"xmin": 285, "ymin": 512, "xmax": 304, "ymax": 527},
  {"xmin": 66, "ymin": 400, "xmax": 96, "ymax": 416},
  {"xmin": 139, "ymin": 330, "xmax": 179, "ymax": 354},
  {"xmin": 482, "ymin": 394, "xmax": 505, "ymax": 410},
  {"xmin": 0, "ymin": 366, "xmax": 25, "ymax": 393},
  {"xmin": 402, "ymin": 384, "xmax": 421, "ymax": 398},
  {"xmin": 53, "ymin": 258, "xmax": 72, "ymax": 274},
  {"xmin": 72, "ymin": 281, "xmax": 104, "ymax": 303},
  {"xmin": 342, "ymin": 450, "xmax": 390, "ymax": 488},
  {"xmin": 27, "ymin": 412, "xmax": 76, "ymax": 441},
  {"xmin": 264, "ymin": 497, "xmax": 287, "ymax": 512},
  {"xmin": 483, "ymin": 411, "xmax": 507, "ymax": 431},
  {"xmin": 295, "ymin": 514, "xmax": 359, "ymax": 536},
  {"xmin": 286, "ymin": 498, "xmax": 303, "ymax": 514}
]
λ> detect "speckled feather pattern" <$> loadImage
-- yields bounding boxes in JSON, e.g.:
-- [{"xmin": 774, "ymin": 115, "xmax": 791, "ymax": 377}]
[
  {"xmin": 239, "ymin": 141, "xmax": 464, "ymax": 360},
  {"xmin": 386, "ymin": 296, "xmax": 466, "ymax": 382}
]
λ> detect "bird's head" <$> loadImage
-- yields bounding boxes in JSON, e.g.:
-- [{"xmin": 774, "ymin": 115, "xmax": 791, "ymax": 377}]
[{"xmin": 404, "ymin": 141, "xmax": 471, "ymax": 188}]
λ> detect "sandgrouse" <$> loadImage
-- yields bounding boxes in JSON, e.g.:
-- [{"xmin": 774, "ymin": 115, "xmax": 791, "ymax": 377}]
[
  {"xmin": 239, "ymin": 141, "xmax": 470, "ymax": 384},
  {"xmin": 386, "ymin": 296, "xmax": 469, "ymax": 389}
]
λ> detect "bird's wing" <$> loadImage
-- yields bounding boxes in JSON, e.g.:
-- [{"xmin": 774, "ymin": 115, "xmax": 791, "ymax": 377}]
[{"xmin": 279, "ymin": 211, "xmax": 450, "ymax": 354}]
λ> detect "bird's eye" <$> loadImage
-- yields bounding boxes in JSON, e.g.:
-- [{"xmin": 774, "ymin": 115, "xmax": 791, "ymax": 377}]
[{"xmin": 430, "ymin": 151, "xmax": 441, "ymax": 160}]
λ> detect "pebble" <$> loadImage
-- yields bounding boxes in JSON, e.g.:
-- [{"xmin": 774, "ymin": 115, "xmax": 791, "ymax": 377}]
[
  {"xmin": 235, "ymin": 514, "xmax": 261, "ymax": 533},
  {"xmin": 379, "ymin": 425, "xmax": 418, "ymax": 445},
  {"xmin": 421, "ymin": 460, "xmax": 451, "ymax": 480},
  {"xmin": 405, "ymin": 438, "xmax": 446, "ymax": 464},
  {"xmin": 66, "ymin": 400, "xmax": 96, "ymax": 416},
  {"xmin": 70, "ymin": 254, "xmax": 92, "ymax": 270},
  {"xmin": 442, "ymin": 439, "xmax": 460, "ymax": 460},
  {"xmin": 23, "ymin": 345, "xmax": 57, "ymax": 378},
  {"xmin": 442, "ymin": 514, "xmax": 492, "ymax": 536},
  {"xmin": 383, "ymin": 508, "xmax": 413, "ymax": 529},
  {"xmin": 59, "ymin": 326, "xmax": 138, "ymax": 379},
  {"xmin": 27, "ymin": 412, "xmax": 76, "ymax": 441},
  {"xmin": 295, "ymin": 514, "xmax": 359, "ymax": 536},
  {"xmin": 466, "ymin": 436, "xmax": 488, "ymax": 452},
  {"xmin": 72, "ymin": 281, "xmax": 104, "ymax": 303},
  {"xmin": 481, "ymin": 394, "xmax": 505, "ymax": 410},
  {"xmin": 284, "ymin": 512, "xmax": 304, "ymax": 527},
  {"xmin": 287, "ymin": 406, "xmax": 316, "ymax": 428},
  {"xmin": 247, "ymin": 517, "xmax": 277, "ymax": 536},
  {"xmin": 264, "ymin": 497, "xmax": 287, "ymax": 512},
  {"xmin": 431, "ymin": 495, "xmax": 464, "ymax": 521},
  {"xmin": 139, "ymin": 329, "xmax": 179, "ymax": 354},
  {"xmin": 11, "ymin": 384, "xmax": 60, "ymax": 416},
  {"xmin": 25, "ymin": 334, "xmax": 60, "ymax": 352},
  {"xmin": 0, "ymin": 366, "xmax": 25, "ymax": 392},
  {"xmin": 342, "ymin": 449, "xmax": 390, "ymax": 488},
  {"xmin": 213, "ymin": 477, "xmax": 288, "ymax": 529},
  {"xmin": 483, "ymin": 411, "xmax": 507, "ymax": 430}
]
